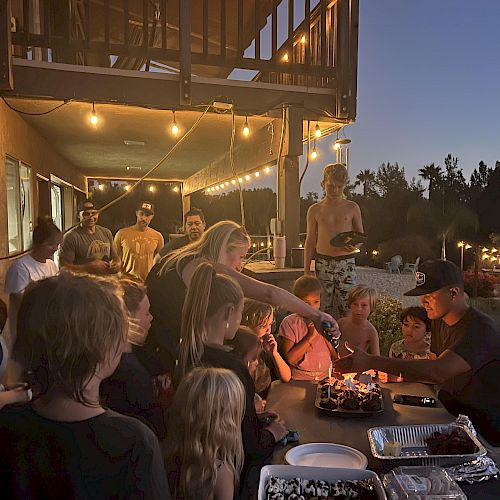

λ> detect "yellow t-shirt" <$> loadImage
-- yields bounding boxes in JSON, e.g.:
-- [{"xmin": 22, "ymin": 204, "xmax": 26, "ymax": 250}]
[{"xmin": 114, "ymin": 226, "xmax": 164, "ymax": 281}]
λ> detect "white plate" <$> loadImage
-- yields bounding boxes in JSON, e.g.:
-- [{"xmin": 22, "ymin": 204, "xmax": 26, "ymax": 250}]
[
  {"xmin": 258, "ymin": 465, "xmax": 387, "ymax": 500},
  {"xmin": 285, "ymin": 443, "xmax": 368, "ymax": 469}
]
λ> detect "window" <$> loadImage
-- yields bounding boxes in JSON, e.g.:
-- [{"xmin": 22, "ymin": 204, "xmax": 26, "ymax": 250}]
[
  {"xmin": 50, "ymin": 183, "xmax": 63, "ymax": 231},
  {"xmin": 6, "ymin": 157, "xmax": 33, "ymax": 254}
]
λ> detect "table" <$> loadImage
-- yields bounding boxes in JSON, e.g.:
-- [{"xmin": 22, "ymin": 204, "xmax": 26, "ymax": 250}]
[
  {"xmin": 267, "ymin": 380, "xmax": 500, "ymax": 499},
  {"xmin": 242, "ymin": 261, "xmax": 304, "ymax": 292}
]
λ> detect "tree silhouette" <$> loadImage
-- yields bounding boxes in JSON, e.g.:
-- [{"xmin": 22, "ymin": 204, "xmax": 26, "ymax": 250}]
[
  {"xmin": 354, "ymin": 169, "xmax": 376, "ymax": 197},
  {"xmin": 418, "ymin": 163, "xmax": 442, "ymax": 203}
]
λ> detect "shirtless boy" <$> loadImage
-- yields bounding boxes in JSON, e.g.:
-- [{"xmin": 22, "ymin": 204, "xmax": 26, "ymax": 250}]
[{"xmin": 304, "ymin": 163, "xmax": 364, "ymax": 317}]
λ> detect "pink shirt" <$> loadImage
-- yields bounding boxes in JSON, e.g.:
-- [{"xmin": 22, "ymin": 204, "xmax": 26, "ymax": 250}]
[{"xmin": 278, "ymin": 314, "xmax": 332, "ymax": 380}]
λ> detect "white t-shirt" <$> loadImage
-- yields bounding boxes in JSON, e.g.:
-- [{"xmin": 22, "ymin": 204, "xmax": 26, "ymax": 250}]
[{"xmin": 4, "ymin": 255, "xmax": 58, "ymax": 295}]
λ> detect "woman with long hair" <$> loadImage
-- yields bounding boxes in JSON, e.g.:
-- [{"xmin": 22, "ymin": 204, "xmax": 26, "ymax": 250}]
[
  {"xmin": 164, "ymin": 368, "xmax": 245, "ymax": 500},
  {"xmin": 142, "ymin": 220, "xmax": 337, "ymax": 376}
]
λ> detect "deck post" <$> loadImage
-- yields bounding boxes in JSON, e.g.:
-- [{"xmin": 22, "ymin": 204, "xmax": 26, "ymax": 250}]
[
  {"xmin": 0, "ymin": 0, "xmax": 13, "ymax": 91},
  {"xmin": 182, "ymin": 192, "xmax": 191, "ymax": 219},
  {"xmin": 179, "ymin": 0, "xmax": 192, "ymax": 105},
  {"xmin": 278, "ymin": 106, "xmax": 302, "ymax": 265}
]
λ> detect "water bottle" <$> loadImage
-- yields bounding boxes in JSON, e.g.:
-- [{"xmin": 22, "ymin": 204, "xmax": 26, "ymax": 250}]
[{"xmin": 321, "ymin": 321, "xmax": 341, "ymax": 350}]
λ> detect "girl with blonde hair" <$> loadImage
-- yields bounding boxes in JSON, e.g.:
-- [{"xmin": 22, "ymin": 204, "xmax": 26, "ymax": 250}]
[
  {"xmin": 0, "ymin": 273, "xmax": 169, "ymax": 499},
  {"xmin": 165, "ymin": 367, "xmax": 245, "ymax": 500},
  {"xmin": 176, "ymin": 262, "xmax": 287, "ymax": 497},
  {"xmin": 241, "ymin": 299, "xmax": 291, "ymax": 398},
  {"xmin": 142, "ymin": 220, "xmax": 338, "ymax": 377}
]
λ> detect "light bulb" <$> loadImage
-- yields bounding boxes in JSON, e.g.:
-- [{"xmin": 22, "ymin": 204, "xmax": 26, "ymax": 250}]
[
  {"xmin": 260, "ymin": 242, "xmax": 264, "ymax": 247},
  {"xmin": 301, "ymin": 35, "xmax": 306, "ymax": 44},
  {"xmin": 282, "ymin": 52, "xmax": 289, "ymax": 62},
  {"xmin": 238, "ymin": 177, "xmax": 243, "ymax": 183},
  {"xmin": 215, "ymin": 186, "xmax": 220, "ymax": 191},
  {"xmin": 465, "ymin": 244, "xmax": 472, "ymax": 250},
  {"xmin": 170, "ymin": 111, "xmax": 179, "ymax": 136},
  {"xmin": 311, "ymin": 149, "xmax": 317, "ymax": 160},
  {"xmin": 457, "ymin": 241, "xmax": 464, "ymax": 248},
  {"xmin": 245, "ymin": 175, "xmax": 251, "ymax": 181},
  {"xmin": 225, "ymin": 181, "xmax": 229, "ymax": 186},
  {"xmin": 173, "ymin": 186, "xmax": 179, "ymax": 193},
  {"xmin": 315, "ymin": 123, "xmax": 321, "ymax": 138},
  {"xmin": 98, "ymin": 183, "xmax": 104, "ymax": 191},
  {"xmin": 90, "ymin": 103, "xmax": 98, "ymax": 125},
  {"xmin": 220, "ymin": 183, "xmax": 225, "ymax": 189},
  {"xmin": 231, "ymin": 179, "xmax": 236, "ymax": 185},
  {"xmin": 255, "ymin": 171, "xmax": 260, "ymax": 177},
  {"xmin": 334, "ymin": 142, "xmax": 341, "ymax": 150},
  {"xmin": 148, "ymin": 185, "xmax": 156, "ymax": 192},
  {"xmin": 265, "ymin": 166, "xmax": 270, "ymax": 174},
  {"xmin": 243, "ymin": 116, "xmax": 250, "ymax": 137},
  {"xmin": 124, "ymin": 185, "xmax": 130, "ymax": 191}
]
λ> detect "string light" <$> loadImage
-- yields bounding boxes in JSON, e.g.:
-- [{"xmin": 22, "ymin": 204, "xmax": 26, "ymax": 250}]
[
  {"xmin": 245, "ymin": 175, "xmax": 251, "ymax": 181},
  {"xmin": 315, "ymin": 122, "xmax": 321, "ymax": 138},
  {"xmin": 124, "ymin": 185, "xmax": 130, "ymax": 191},
  {"xmin": 173, "ymin": 186, "xmax": 179, "ymax": 193},
  {"xmin": 282, "ymin": 52, "xmax": 289, "ymax": 62},
  {"xmin": 225, "ymin": 181, "xmax": 229, "ymax": 186},
  {"xmin": 242, "ymin": 115, "xmax": 250, "ymax": 137},
  {"xmin": 170, "ymin": 111, "xmax": 179, "ymax": 136},
  {"xmin": 238, "ymin": 177, "xmax": 243, "ymax": 183},
  {"xmin": 301, "ymin": 35, "xmax": 306, "ymax": 44},
  {"xmin": 215, "ymin": 186, "xmax": 220, "ymax": 191},
  {"xmin": 311, "ymin": 145, "xmax": 318, "ymax": 160},
  {"xmin": 148, "ymin": 185, "xmax": 156, "ymax": 193},
  {"xmin": 265, "ymin": 166, "xmax": 271, "ymax": 174},
  {"xmin": 98, "ymin": 183, "xmax": 105, "ymax": 191},
  {"xmin": 255, "ymin": 171, "xmax": 260, "ymax": 177},
  {"xmin": 90, "ymin": 102, "xmax": 98, "ymax": 126},
  {"xmin": 231, "ymin": 179, "xmax": 236, "ymax": 185}
]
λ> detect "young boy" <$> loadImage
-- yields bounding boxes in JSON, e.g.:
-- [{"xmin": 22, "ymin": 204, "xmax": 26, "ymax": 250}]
[
  {"xmin": 389, "ymin": 306, "xmax": 435, "ymax": 360},
  {"xmin": 337, "ymin": 285, "xmax": 380, "ymax": 357},
  {"xmin": 279, "ymin": 276, "xmax": 338, "ymax": 380}
]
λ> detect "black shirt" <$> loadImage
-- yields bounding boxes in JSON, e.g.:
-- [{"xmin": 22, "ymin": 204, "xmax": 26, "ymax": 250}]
[
  {"xmin": 158, "ymin": 235, "xmax": 190, "ymax": 258},
  {"xmin": 433, "ymin": 307, "xmax": 500, "ymax": 445},
  {"xmin": 0, "ymin": 405, "xmax": 170, "ymax": 499}
]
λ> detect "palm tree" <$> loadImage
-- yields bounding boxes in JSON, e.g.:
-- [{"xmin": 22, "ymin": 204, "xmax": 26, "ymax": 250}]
[
  {"xmin": 354, "ymin": 169, "xmax": 375, "ymax": 197},
  {"xmin": 418, "ymin": 163, "xmax": 442, "ymax": 203}
]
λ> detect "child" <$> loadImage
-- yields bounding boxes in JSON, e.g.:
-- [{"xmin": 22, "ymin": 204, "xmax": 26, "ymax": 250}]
[
  {"xmin": 177, "ymin": 262, "xmax": 287, "ymax": 497},
  {"xmin": 279, "ymin": 276, "xmax": 338, "ymax": 381},
  {"xmin": 100, "ymin": 278, "xmax": 166, "ymax": 438},
  {"xmin": 390, "ymin": 306, "xmax": 435, "ymax": 360},
  {"xmin": 0, "ymin": 273, "xmax": 168, "ymax": 499},
  {"xmin": 164, "ymin": 367, "xmax": 245, "ymax": 500},
  {"xmin": 241, "ymin": 299, "xmax": 291, "ymax": 397},
  {"xmin": 337, "ymin": 284, "xmax": 380, "ymax": 357}
]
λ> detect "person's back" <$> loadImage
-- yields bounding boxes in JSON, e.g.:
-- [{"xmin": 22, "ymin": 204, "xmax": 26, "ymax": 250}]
[{"xmin": 0, "ymin": 405, "xmax": 166, "ymax": 499}]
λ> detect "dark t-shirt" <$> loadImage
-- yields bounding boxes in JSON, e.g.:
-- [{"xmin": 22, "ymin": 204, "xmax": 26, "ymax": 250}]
[
  {"xmin": 158, "ymin": 235, "xmax": 190, "ymax": 258},
  {"xmin": 0, "ymin": 405, "xmax": 170, "ymax": 499},
  {"xmin": 60, "ymin": 225, "xmax": 114, "ymax": 265},
  {"xmin": 432, "ymin": 307, "xmax": 500, "ymax": 445}
]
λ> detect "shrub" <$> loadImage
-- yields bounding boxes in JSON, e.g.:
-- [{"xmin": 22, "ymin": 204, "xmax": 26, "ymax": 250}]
[
  {"xmin": 463, "ymin": 271, "xmax": 500, "ymax": 298},
  {"xmin": 377, "ymin": 234, "xmax": 437, "ymax": 267},
  {"xmin": 370, "ymin": 295, "xmax": 403, "ymax": 356}
]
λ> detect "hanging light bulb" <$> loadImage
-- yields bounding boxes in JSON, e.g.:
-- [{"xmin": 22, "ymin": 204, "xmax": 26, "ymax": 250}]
[
  {"xmin": 334, "ymin": 142, "xmax": 341, "ymax": 151},
  {"xmin": 255, "ymin": 171, "xmax": 260, "ymax": 177},
  {"xmin": 90, "ymin": 103, "xmax": 98, "ymax": 125},
  {"xmin": 148, "ymin": 185, "xmax": 156, "ymax": 193},
  {"xmin": 170, "ymin": 111, "xmax": 179, "ymax": 136},
  {"xmin": 315, "ymin": 122, "xmax": 321, "ymax": 138},
  {"xmin": 238, "ymin": 177, "xmax": 243, "ymax": 183},
  {"xmin": 215, "ymin": 185, "xmax": 220, "ymax": 191},
  {"xmin": 245, "ymin": 175, "xmax": 251, "ymax": 181},
  {"xmin": 231, "ymin": 179, "xmax": 236, "ymax": 185},
  {"xmin": 265, "ymin": 166, "xmax": 271, "ymax": 174},
  {"xmin": 225, "ymin": 181, "xmax": 229, "ymax": 186},
  {"xmin": 301, "ymin": 35, "xmax": 306, "ymax": 44},
  {"xmin": 311, "ymin": 143, "xmax": 318, "ymax": 160},
  {"xmin": 243, "ymin": 115, "xmax": 250, "ymax": 137},
  {"xmin": 282, "ymin": 52, "xmax": 289, "ymax": 62},
  {"xmin": 173, "ymin": 186, "xmax": 179, "ymax": 193},
  {"xmin": 124, "ymin": 185, "xmax": 130, "ymax": 191}
]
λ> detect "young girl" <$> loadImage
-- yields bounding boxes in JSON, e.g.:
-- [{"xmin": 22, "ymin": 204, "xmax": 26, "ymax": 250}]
[
  {"xmin": 279, "ymin": 276, "xmax": 338, "ymax": 380},
  {"xmin": 240, "ymin": 299, "xmax": 291, "ymax": 397},
  {"xmin": 1, "ymin": 273, "xmax": 168, "ymax": 499},
  {"xmin": 164, "ymin": 367, "xmax": 245, "ymax": 500},
  {"xmin": 337, "ymin": 284, "xmax": 380, "ymax": 357},
  {"xmin": 177, "ymin": 262, "xmax": 287, "ymax": 497},
  {"xmin": 100, "ymin": 278, "xmax": 166, "ymax": 438}
]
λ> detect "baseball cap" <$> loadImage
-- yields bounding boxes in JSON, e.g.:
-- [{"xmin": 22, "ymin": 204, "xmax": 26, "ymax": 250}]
[
  {"xmin": 138, "ymin": 201, "xmax": 154, "ymax": 215},
  {"xmin": 404, "ymin": 259, "xmax": 464, "ymax": 296}
]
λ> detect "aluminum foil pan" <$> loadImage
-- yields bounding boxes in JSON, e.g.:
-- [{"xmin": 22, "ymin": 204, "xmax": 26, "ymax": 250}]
[
  {"xmin": 368, "ymin": 423, "xmax": 486, "ymax": 467},
  {"xmin": 445, "ymin": 455, "xmax": 499, "ymax": 484}
]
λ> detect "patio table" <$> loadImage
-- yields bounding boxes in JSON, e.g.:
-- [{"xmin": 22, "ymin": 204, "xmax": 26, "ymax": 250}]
[{"xmin": 267, "ymin": 380, "xmax": 500, "ymax": 499}]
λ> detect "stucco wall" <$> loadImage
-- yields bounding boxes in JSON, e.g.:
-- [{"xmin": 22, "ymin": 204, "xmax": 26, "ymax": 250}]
[{"xmin": 0, "ymin": 100, "xmax": 86, "ymax": 300}]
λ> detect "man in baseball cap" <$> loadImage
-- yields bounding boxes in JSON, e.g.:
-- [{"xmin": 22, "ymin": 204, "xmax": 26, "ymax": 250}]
[
  {"xmin": 334, "ymin": 259, "xmax": 500, "ymax": 445},
  {"xmin": 114, "ymin": 201, "xmax": 164, "ymax": 281}
]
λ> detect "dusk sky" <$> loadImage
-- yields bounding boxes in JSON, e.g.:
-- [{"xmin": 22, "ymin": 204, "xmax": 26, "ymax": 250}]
[{"xmin": 249, "ymin": 0, "xmax": 500, "ymax": 196}]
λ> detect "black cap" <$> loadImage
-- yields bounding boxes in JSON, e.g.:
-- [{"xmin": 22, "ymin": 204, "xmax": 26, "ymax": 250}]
[
  {"xmin": 78, "ymin": 200, "xmax": 98, "ymax": 212},
  {"xmin": 404, "ymin": 259, "xmax": 464, "ymax": 296},
  {"xmin": 138, "ymin": 201, "xmax": 154, "ymax": 215}
]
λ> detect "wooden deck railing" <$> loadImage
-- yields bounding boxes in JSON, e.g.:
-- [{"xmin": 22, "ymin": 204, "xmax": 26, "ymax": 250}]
[{"xmin": 2, "ymin": 0, "xmax": 358, "ymax": 118}]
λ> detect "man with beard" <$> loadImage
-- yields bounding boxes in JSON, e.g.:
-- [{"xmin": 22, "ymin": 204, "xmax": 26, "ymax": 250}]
[
  {"xmin": 60, "ymin": 200, "xmax": 121, "ymax": 275},
  {"xmin": 334, "ymin": 260, "xmax": 500, "ymax": 445},
  {"xmin": 157, "ymin": 207, "xmax": 206, "ymax": 259},
  {"xmin": 114, "ymin": 202, "xmax": 164, "ymax": 281}
]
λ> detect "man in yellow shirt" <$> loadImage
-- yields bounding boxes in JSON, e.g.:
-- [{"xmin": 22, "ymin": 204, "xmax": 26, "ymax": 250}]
[{"xmin": 114, "ymin": 202, "xmax": 164, "ymax": 281}]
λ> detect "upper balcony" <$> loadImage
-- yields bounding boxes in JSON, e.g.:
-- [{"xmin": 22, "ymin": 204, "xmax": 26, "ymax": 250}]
[{"xmin": 2, "ymin": 0, "xmax": 359, "ymax": 121}]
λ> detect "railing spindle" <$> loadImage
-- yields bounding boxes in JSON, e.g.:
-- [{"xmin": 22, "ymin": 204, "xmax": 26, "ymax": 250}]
[
  {"xmin": 320, "ymin": 0, "xmax": 327, "ymax": 69},
  {"xmin": 254, "ymin": 0, "xmax": 260, "ymax": 60}
]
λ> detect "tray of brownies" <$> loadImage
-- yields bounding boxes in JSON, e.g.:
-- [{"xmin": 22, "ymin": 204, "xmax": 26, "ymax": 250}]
[{"xmin": 315, "ymin": 373, "xmax": 384, "ymax": 416}]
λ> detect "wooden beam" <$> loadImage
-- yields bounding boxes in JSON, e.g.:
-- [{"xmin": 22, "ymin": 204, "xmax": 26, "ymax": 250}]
[
  {"xmin": 0, "ymin": 0, "xmax": 14, "ymax": 91},
  {"xmin": 179, "ymin": 0, "xmax": 191, "ymax": 104},
  {"xmin": 182, "ymin": 116, "xmax": 283, "ymax": 195}
]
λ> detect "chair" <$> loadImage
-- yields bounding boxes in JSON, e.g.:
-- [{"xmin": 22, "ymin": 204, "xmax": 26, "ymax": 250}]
[
  {"xmin": 385, "ymin": 255, "xmax": 403, "ymax": 274},
  {"xmin": 402, "ymin": 256, "xmax": 420, "ymax": 274}
]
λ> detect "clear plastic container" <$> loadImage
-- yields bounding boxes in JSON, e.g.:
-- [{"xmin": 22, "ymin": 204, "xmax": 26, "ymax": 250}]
[{"xmin": 383, "ymin": 466, "xmax": 466, "ymax": 499}]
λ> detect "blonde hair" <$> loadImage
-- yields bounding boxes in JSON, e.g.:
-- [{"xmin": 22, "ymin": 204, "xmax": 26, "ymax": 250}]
[
  {"xmin": 177, "ymin": 262, "xmax": 244, "ymax": 382},
  {"xmin": 14, "ymin": 273, "xmax": 127, "ymax": 406},
  {"xmin": 347, "ymin": 284, "xmax": 378, "ymax": 313},
  {"xmin": 293, "ymin": 275, "xmax": 322, "ymax": 299},
  {"xmin": 321, "ymin": 163, "xmax": 348, "ymax": 188},
  {"xmin": 160, "ymin": 220, "xmax": 250, "ymax": 276},
  {"xmin": 241, "ymin": 299, "xmax": 274, "ymax": 330},
  {"xmin": 165, "ymin": 367, "xmax": 245, "ymax": 500}
]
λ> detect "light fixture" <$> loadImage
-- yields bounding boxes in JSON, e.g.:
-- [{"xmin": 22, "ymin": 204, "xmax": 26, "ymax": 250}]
[
  {"xmin": 225, "ymin": 181, "xmax": 229, "ymax": 186},
  {"xmin": 465, "ymin": 244, "xmax": 472, "ymax": 250},
  {"xmin": 148, "ymin": 185, "xmax": 156, "ymax": 193},
  {"xmin": 242, "ymin": 116, "xmax": 250, "ymax": 137},
  {"xmin": 490, "ymin": 255, "xmax": 496, "ymax": 261},
  {"xmin": 255, "ymin": 171, "xmax": 260, "ymax": 177},
  {"xmin": 231, "ymin": 179, "xmax": 236, "ymax": 185},
  {"xmin": 90, "ymin": 102, "xmax": 98, "ymax": 125},
  {"xmin": 372, "ymin": 250, "xmax": 379, "ymax": 256},
  {"xmin": 299, "ymin": 243, "xmax": 303, "ymax": 248},
  {"xmin": 492, "ymin": 248, "xmax": 498, "ymax": 253},
  {"xmin": 252, "ymin": 243, "xmax": 257, "ymax": 248},
  {"xmin": 265, "ymin": 166, "xmax": 271, "ymax": 174},
  {"xmin": 457, "ymin": 241, "xmax": 464, "ymax": 248},
  {"xmin": 260, "ymin": 242, "xmax": 264, "ymax": 247},
  {"xmin": 98, "ymin": 183, "xmax": 105, "ymax": 191},
  {"xmin": 482, "ymin": 247, "xmax": 488, "ymax": 253},
  {"xmin": 173, "ymin": 186, "xmax": 179, "ymax": 193},
  {"xmin": 315, "ymin": 122, "xmax": 321, "ymax": 138},
  {"xmin": 170, "ymin": 111, "xmax": 179, "ymax": 136},
  {"xmin": 482, "ymin": 254, "xmax": 489, "ymax": 260},
  {"xmin": 219, "ymin": 183, "xmax": 225, "ymax": 189},
  {"xmin": 311, "ymin": 145, "xmax": 317, "ymax": 160},
  {"xmin": 215, "ymin": 185, "xmax": 220, "ymax": 191},
  {"xmin": 301, "ymin": 35, "xmax": 306, "ymax": 44},
  {"xmin": 282, "ymin": 52, "xmax": 289, "ymax": 62},
  {"xmin": 245, "ymin": 175, "xmax": 251, "ymax": 181},
  {"xmin": 124, "ymin": 185, "xmax": 130, "ymax": 191},
  {"xmin": 333, "ymin": 142, "xmax": 341, "ymax": 150},
  {"xmin": 238, "ymin": 177, "xmax": 243, "ymax": 183},
  {"xmin": 206, "ymin": 189, "xmax": 210, "ymax": 194}
]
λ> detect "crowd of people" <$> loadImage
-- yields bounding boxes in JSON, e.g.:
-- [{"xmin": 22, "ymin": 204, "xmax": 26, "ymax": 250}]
[{"xmin": 0, "ymin": 162, "xmax": 499, "ymax": 499}]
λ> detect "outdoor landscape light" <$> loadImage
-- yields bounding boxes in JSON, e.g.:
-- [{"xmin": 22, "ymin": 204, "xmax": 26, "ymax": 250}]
[
  {"xmin": 315, "ymin": 122, "xmax": 322, "ymax": 138},
  {"xmin": 90, "ymin": 103, "xmax": 98, "ymax": 125},
  {"xmin": 170, "ymin": 111, "xmax": 179, "ymax": 136},
  {"xmin": 243, "ymin": 116, "xmax": 250, "ymax": 136},
  {"xmin": 457, "ymin": 241, "xmax": 464, "ymax": 248}
]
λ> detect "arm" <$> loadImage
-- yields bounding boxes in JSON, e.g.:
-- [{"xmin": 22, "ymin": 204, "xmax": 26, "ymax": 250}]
[
  {"xmin": 262, "ymin": 334, "xmax": 291, "ymax": 382},
  {"xmin": 333, "ymin": 344, "xmax": 471, "ymax": 384},
  {"xmin": 108, "ymin": 232, "xmax": 121, "ymax": 273},
  {"xmin": 213, "ymin": 463, "xmax": 235, "ymax": 500},
  {"xmin": 304, "ymin": 205, "xmax": 318, "ymax": 274},
  {"xmin": 280, "ymin": 321, "xmax": 318, "ymax": 366},
  {"xmin": 155, "ymin": 234, "xmax": 165, "ymax": 256},
  {"xmin": 113, "ymin": 230, "xmax": 124, "ymax": 263}
]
